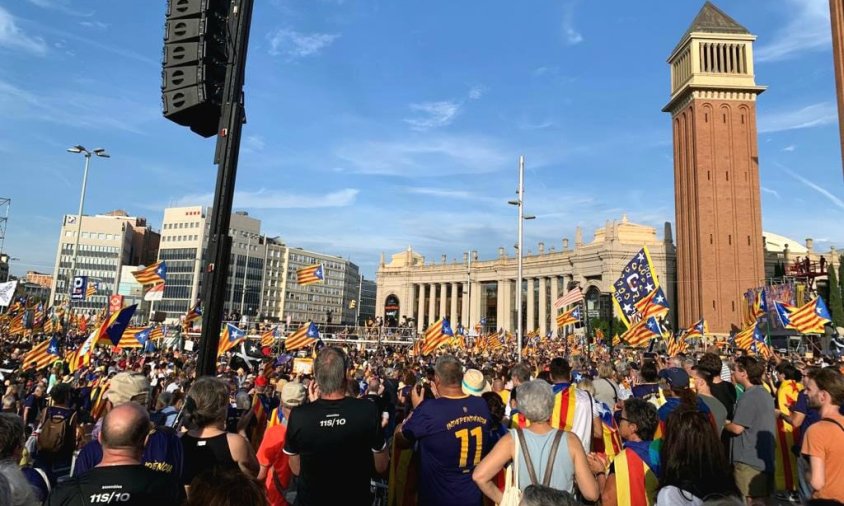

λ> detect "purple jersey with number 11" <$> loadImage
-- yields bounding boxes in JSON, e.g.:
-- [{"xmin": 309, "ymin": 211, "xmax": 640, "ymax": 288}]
[{"xmin": 402, "ymin": 395, "xmax": 493, "ymax": 506}]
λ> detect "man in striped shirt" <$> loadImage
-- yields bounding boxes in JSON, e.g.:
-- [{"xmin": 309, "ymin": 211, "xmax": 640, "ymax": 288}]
[{"xmin": 548, "ymin": 358, "xmax": 602, "ymax": 452}]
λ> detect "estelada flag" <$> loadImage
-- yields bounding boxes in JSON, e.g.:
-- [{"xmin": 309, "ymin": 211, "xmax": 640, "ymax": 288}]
[
  {"xmin": 97, "ymin": 305, "xmax": 138, "ymax": 346},
  {"xmin": 131, "ymin": 261, "xmax": 167, "ymax": 285},
  {"xmin": 296, "ymin": 264, "xmax": 324, "ymax": 286}
]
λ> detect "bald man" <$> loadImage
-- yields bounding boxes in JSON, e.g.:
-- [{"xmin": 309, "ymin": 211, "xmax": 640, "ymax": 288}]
[{"xmin": 48, "ymin": 403, "xmax": 183, "ymax": 506}]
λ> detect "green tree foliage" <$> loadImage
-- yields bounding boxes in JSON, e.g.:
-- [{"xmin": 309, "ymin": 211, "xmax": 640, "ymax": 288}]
[{"xmin": 830, "ymin": 263, "xmax": 844, "ymax": 328}]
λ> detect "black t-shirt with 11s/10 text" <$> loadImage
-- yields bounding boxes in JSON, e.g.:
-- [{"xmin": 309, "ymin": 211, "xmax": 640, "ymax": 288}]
[
  {"xmin": 283, "ymin": 396, "xmax": 386, "ymax": 505},
  {"xmin": 47, "ymin": 464, "xmax": 183, "ymax": 506}
]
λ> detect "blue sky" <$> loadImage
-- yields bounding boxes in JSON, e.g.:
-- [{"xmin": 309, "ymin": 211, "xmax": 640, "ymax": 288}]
[{"xmin": 1, "ymin": 0, "xmax": 843, "ymax": 279}]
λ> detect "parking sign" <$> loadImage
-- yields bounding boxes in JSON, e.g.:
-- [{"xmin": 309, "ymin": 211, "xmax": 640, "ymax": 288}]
[{"xmin": 71, "ymin": 276, "xmax": 88, "ymax": 300}]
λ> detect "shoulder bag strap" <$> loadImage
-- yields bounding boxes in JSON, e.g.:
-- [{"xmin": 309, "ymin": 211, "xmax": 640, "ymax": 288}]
[
  {"xmin": 606, "ymin": 378, "xmax": 619, "ymax": 403},
  {"xmin": 511, "ymin": 429, "xmax": 520, "ymax": 488},
  {"xmin": 515, "ymin": 427, "xmax": 539, "ymax": 486},
  {"xmin": 822, "ymin": 417, "xmax": 844, "ymax": 433},
  {"xmin": 541, "ymin": 430, "xmax": 565, "ymax": 487}
]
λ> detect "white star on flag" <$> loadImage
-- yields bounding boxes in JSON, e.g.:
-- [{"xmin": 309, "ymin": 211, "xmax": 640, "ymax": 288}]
[
  {"xmin": 637, "ymin": 253, "xmax": 645, "ymax": 261},
  {"xmin": 645, "ymin": 283, "xmax": 655, "ymax": 292},
  {"xmin": 623, "ymin": 303, "xmax": 633, "ymax": 313},
  {"xmin": 656, "ymin": 295, "xmax": 664, "ymax": 303}
]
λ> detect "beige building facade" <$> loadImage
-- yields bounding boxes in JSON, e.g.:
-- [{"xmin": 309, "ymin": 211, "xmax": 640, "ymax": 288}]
[
  {"xmin": 49, "ymin": 210, "xmax": 160, "ymax": 312},
  {"xmin": 376, "ymin": 216, "xmax": 677, "ymax": 335}
]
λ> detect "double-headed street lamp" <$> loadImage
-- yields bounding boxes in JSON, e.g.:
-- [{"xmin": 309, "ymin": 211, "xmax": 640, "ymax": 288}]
[
  {"xmin": 66, "ymin": 146, "xmax": 109, "ymax": 305},
  {"xmin": 508, "ymin": 155, "xmax": 535, "ymax": 362}
]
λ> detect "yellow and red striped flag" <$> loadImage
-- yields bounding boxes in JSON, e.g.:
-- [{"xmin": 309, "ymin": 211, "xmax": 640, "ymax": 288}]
[
  {"xmin": 21, "ymin": 337, "xmax": 60, "ymax": 371},
  {"xmin": 218, "ymin": 323, "xmax": 246, "ymax": 357},
  {"xmin": 556, "ymin": 306, "xmax": 582, "ymax": 328},
  {"xmin": 296, "ymin": 264, "xmax": 325, "ymax": 286},
  {"xmin": 421, "ymin": 318, "xmax": 454, "ymax": 355},
  {"xmin": 487, "ymin": 333, "xmax": 504, "ymax": 351},
  {"xmin": 776, "ymin": 298, "xmax": 832, "ymax": 335},
  {"xmin": 633, "ymin": 286, "xmax": 671, "ymax": 321},
  {"xmin": 285, "ymin": 322, "xmax": 319, "ymax": 351},
  {"xmin": 734, "ymin": 321, "xmax": 762, "ymax": 352},
  {"xmin": 261, "ymin": 326, "xmax": 277, "ymax": 347},
  {"xmin": 131, "ymin": 261, "xmax": 167, "ymax": 285},
  {"xmin": 666, "ymin": 335, "xmax": 688, "ymax": 356},
  {"xmin": 621, "ymin": 317, "xmax": 661, "ymax": 348},
  {"xmin": 86, "ymin": 281, "xmax": 98, "ymax": 299}
]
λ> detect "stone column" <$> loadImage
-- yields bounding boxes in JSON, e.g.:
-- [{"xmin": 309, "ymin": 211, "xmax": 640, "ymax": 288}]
[
  {"xmin": 526, "ymin": 278, "xmax": 535, "ymax": 333},
  {"xmin": 471, "ymin": 281, "xmax": 483, "ymax": 329},
  {"xmin": 417, "ymin": 284, "xmax": 426, "ymax": 333},
  {"xmin": 450, "ymin": 282, "xmax": 459, "ymax": 323},
  {"xmin": 461, "ymin": 282, "xmax": 470, "ymax": 327},
  {"xmin": 501, "ymin": 279, "xmax": 513, "ymax": 331},
  {"xmin": 538, "ymin": 276, "xmax": 548, "ymax": 336},
  {"xmin": 439, "ymin": 283, "xmax": 448, "ymax": 320},
  {"xmin": 550, "ymin": 276, "xmax": 559, "ymax": 334},
  {"xmin": 496, "ymin": 280, "xmax": 506, "ymax": 331},
  {"xmin": 428, "ymin": 283, "xmax": 437, "ymax": 322}
]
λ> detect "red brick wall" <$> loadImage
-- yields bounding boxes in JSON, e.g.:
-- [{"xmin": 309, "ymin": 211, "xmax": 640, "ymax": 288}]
[{"xmin": 672, "ymin": 98, "xmax": 765, "ymax": 333}]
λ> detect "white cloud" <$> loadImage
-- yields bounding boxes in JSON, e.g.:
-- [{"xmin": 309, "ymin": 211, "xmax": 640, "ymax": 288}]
[
  {"xmin": 761, "ymin": 186, "xmax": 781, "ymax": 199},
  {"xmin": 561, "ymin": 1, "xmax": 583, "ymax": 45},
  {"xmin": 27, "ymin": 0, "xmax": 93, "ymax": 16},
  {"xmin": 404, "ymin": 101, "xmax": 460, "ymax": 131},
  {"xmin": 0, "ymin": 78, "xmax": 162, "ymax": 133},
  {"xmin": 402, "ymin": 187, "xmax": 502, "ymax": 204},
  {"xmin": 756, "ymin": 0, "xmax": 830, "ymax": 62},
  {"xmin": 268, "ymin": 29, "xmax": 340, "ymax": 59},
  {"xmin": 335, "ymin": 134, "xmax": 512, "ymax": 177},
  {"xmin": 79, "ymin": 20, "xmax": 108, "ymax": 30},
  {"xmin": 517, "ymin": 118, "xmax": 555, "ymax": 130},
  {"xmin": 782, "ymin": 145, "xmax": 796, "ymax": 152},
  {"xmin": 758, "ymin": 102, "xmax": 837, "ymax": 133},
  {"xmin": 176, "ymin": 188, "xmax": 359, "ymax": 209},
  {"xmin": 245, "ymin": 135, "xmax": 266, "ymax": 152},
  {"xmin": 781, "ymin": 167, "xmax": 844, "ymax": 211},
  {"xmin": 468, "ymin": 86, "xmax": 485, "ymax": 100},
  {"xmin": 0, "ymin": 7, "xmax": 47, "ymax": 55}
]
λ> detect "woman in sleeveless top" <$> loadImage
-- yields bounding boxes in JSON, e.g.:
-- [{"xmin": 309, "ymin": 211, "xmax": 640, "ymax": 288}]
[
  {"xmin": 473, "ymin": 380, "xmax": 600, "ymax": 503},
  {"xmin": 180, "ymin": 377, "xmax": 258, "ymax": 490}
]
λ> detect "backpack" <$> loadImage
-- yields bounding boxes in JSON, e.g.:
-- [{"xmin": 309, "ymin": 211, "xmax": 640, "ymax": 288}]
[{"xmin": 37, "ymin": 407, "xmax": 76, "ymax": 454}]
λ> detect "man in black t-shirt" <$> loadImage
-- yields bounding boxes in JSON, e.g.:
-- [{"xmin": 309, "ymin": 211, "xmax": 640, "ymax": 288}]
[
  {"xmin": 48, "ymin": 402, "xmax": 183, "ymax": 506},
  {"xmin": 284, "ymin": 347, "xmax": 388, "ymax": 505}
]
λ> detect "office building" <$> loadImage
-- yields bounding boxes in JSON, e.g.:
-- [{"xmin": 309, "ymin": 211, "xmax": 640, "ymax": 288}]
[{"xmin": 50, "ymin": 210, "xmax": 160, "ymax": 312}]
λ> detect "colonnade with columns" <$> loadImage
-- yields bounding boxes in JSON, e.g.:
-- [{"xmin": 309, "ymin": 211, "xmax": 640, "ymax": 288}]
[{"xmin": 411, "ymin": 274, "xmax": 578, "ymax": 335}]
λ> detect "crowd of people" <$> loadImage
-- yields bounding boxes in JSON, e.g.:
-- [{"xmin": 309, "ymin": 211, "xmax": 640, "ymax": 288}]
[{"xmin": 0, "ymin": 324, "xmax": 843, "ymax": 506}]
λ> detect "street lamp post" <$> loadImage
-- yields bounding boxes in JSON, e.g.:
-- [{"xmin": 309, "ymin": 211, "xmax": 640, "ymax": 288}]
[
  {"xmin": 508, "ymin": 155, "xmax": 535, "ymax": 362},
  {"xmin": 66, "ymin": 146, "xmax": 109, "ymax": 308}
]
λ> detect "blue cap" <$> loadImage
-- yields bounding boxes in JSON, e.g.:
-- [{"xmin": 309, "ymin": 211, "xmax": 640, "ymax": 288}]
[{"xmin": 658, "ymin": 367, "xmax": 689, "ymax": 388}]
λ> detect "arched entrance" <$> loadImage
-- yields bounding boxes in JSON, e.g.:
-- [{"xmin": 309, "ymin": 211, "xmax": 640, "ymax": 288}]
[{"xmin": 384, "ymin": 294, "xmax": 400, "ymax": 328}]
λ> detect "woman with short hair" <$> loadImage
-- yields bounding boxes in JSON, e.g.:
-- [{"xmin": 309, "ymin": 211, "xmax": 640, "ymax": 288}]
[
  {"xmin": 472, "ymin": 380, "xmax": 599, "ymax": 503},
  {"xmin": 180, "ymin": 377, "xmax": 258, "ymax": 491}
]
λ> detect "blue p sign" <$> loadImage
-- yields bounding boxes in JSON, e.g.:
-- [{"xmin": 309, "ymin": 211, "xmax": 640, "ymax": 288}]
[{"xmin": 71, "ymin": 276, "xmax": 87, "ymax": 300}]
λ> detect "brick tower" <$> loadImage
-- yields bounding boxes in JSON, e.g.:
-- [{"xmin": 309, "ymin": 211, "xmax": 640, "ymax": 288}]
[{"xmin": 663, "ymin": 2, "xmax": 766, "ymax": 334}]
